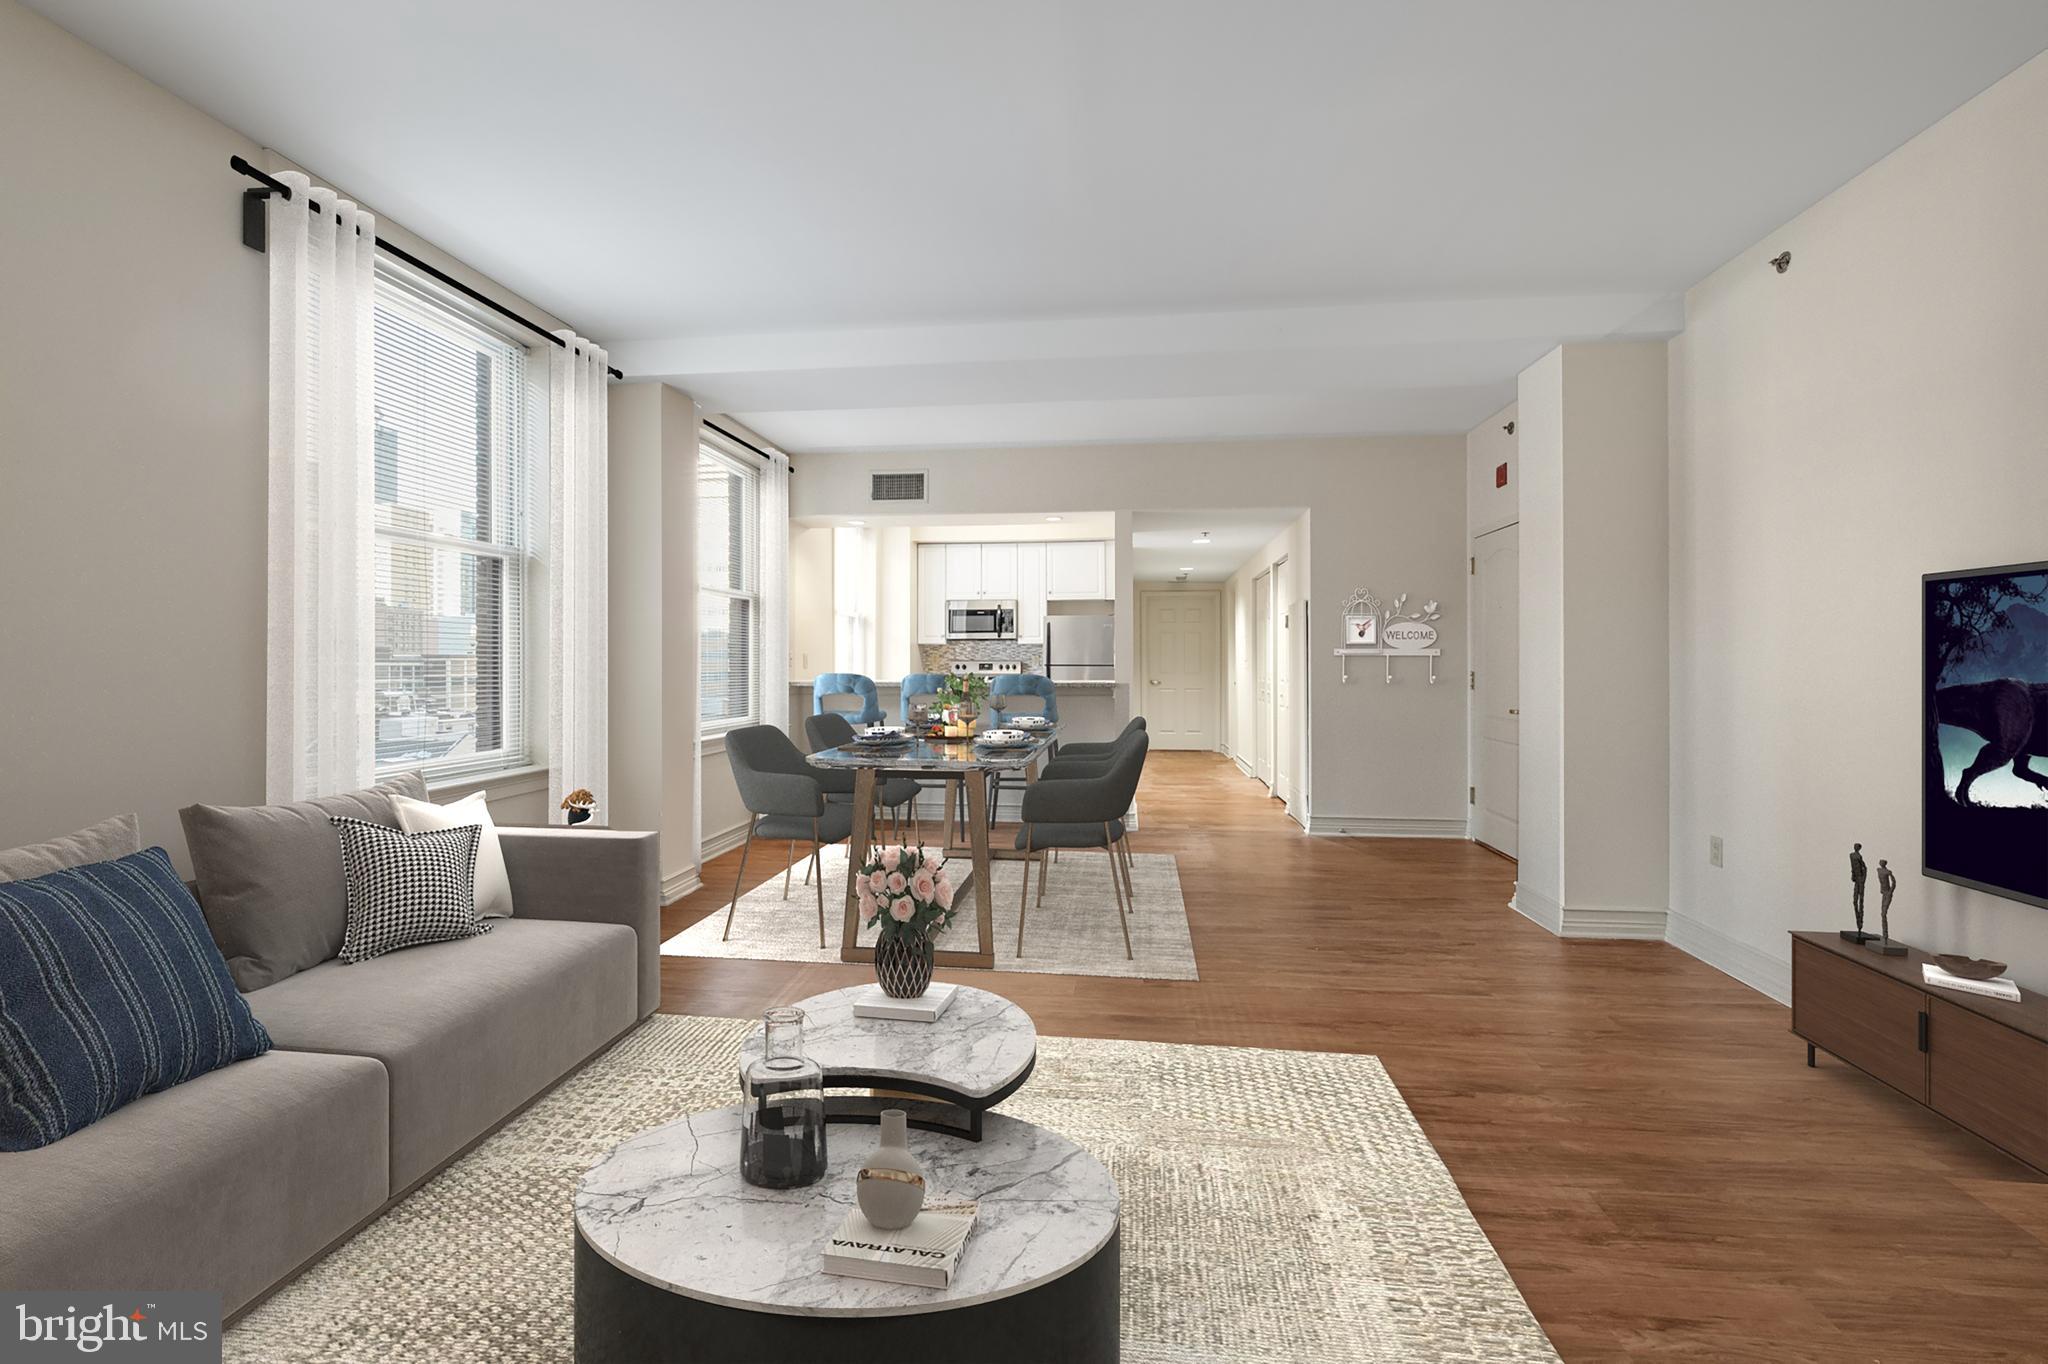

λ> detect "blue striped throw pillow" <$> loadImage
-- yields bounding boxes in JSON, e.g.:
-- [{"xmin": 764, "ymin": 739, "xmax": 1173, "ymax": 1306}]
[{"xmin": 0, "ymin": 846, "xmax": 272, "ymax": 1150}]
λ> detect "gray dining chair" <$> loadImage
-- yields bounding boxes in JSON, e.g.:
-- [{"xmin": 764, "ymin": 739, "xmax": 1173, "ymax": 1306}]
[
  {"xmin": 1013, "ymin": 733, "xmax": 1149, "ymax": 959},
  {"xmin": 722, "ymin": 724, "xmax": 854, "ymax": 948},
  {"xmin": 803, "ymin": 711, "xmax": 923, "ymax": 847},
  {"xmin": 1035, "ymin": 717, "xmax": 1148, "ymax": 896}
]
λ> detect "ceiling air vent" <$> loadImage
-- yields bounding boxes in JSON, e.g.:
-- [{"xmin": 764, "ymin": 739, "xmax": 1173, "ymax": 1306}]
[{"xmin": 870, "ymin": 470, "xmax": 928, "ymax": 504}]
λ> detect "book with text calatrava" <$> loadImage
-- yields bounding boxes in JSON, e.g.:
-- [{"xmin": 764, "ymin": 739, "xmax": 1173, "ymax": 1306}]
[{"xmin": 822, "ymin": 1201, "xmax": 979, "ymax": 1288}]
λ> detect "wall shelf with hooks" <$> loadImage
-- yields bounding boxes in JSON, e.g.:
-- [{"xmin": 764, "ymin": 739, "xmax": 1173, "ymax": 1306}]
[{"xmin": 1333, "ymin": 646, "xmax": 1441, "ymax": 685}]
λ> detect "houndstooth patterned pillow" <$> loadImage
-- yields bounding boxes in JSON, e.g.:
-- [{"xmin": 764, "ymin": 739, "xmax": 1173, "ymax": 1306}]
[{"xmin": 330, "ymin": 817, "xmax": 490, "ymax": 964}]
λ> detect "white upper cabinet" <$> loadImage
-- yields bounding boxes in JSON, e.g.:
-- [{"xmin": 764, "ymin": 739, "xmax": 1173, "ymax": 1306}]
[
  {"xmin": 944, "ymin": 543, "xmax": 983, "ymax": 598},
  {"xmin": 1015, "ymin": 543, "xmax": 1046, "ymax": 645},
  {"xmin": 978, "ymin": 542, "xmax": 1018, "ymax": 598},
  {"xmin": 1046, "ymin": 540, "xmax": 1110, "ymax": 599},
  {"xmin": 916, "ymin": 543, "xmax": 947, "ymax": 644}
]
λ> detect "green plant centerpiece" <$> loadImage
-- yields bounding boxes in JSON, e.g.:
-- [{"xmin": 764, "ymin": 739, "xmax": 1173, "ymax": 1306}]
[
  {"xmin": 937, "ymin": 673, "xmax": 990, "ymax": 725},
  {"xmin": 857, "ymin": 845, "xmax": 957, "ymax": 998}
]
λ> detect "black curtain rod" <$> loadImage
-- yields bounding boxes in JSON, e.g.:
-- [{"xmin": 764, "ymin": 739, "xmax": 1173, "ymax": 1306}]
[
  {"xmin": 703, "ymin": 419, "xmax": 780, "ymax": 465},
  {"xmin": 230, "ymin": 155, "xmax": 624, "ymax": 381}
]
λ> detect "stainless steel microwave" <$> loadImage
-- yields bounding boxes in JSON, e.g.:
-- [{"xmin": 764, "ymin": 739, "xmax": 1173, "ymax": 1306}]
[{"xmin": 946, "ymin": 600, "xmax": 1018, "ymax": 641}]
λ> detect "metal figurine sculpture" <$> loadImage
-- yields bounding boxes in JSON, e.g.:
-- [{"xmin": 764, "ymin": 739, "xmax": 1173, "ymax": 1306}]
[
  {"xmin": 1841, "ymin": 843, "xmax": 1877, "ymax": 943},
  {"xmin": 1872, "ymin": 859, "xmax": 1906, "ymax": 955}
]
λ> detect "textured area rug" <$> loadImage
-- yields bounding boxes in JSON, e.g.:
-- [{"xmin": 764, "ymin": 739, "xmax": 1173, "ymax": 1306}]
[
  {"xmin": 664, "ymin": 843, "xmax": 1199, "ymax": 980},
  {"xmin": 227, "ymin": 1016, "xmax": 1558, "ymax": 1364}
]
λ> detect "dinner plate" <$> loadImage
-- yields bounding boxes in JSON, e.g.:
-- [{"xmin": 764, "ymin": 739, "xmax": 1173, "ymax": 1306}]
[
  {"xmin": 1008, "ymin": 715, "xmax": 1051, "ymax": 729},
  {"xmin": 976, "ymin": 729, "xmax": 1033, "ymax": 747}
]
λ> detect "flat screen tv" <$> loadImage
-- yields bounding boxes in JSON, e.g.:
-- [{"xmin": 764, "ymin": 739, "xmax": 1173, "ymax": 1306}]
[{"xmin": 1924, "ymin": 560, "xmax": 2048, "ymax": 908}]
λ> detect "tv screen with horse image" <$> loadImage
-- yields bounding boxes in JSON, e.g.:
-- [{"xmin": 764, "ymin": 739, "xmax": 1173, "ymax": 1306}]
[{"xmin": 1924, "ymin": 560, "xmax": 2048, "ymax": 908}]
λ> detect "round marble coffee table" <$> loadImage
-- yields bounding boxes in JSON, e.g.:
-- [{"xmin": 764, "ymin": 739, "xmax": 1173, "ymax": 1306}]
[
  {"xmin": 736, "ymin": 984, "xmax": 1036, "ymax": 1140},
  {"xmin": 573, "ymin": 1106, "xmax": 1119, "ymax": 1363}
]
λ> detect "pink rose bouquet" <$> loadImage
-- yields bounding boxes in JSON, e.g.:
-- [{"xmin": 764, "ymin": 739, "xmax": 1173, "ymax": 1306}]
[{"xmin": 855, "ymin": 844, "xmax": 957, "ymax": 943}]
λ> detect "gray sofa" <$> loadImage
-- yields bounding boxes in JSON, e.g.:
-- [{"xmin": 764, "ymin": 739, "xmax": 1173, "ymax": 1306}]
[{"xmin": 0, "ymin": 826, "xmax": 659, "ymax": 1318}]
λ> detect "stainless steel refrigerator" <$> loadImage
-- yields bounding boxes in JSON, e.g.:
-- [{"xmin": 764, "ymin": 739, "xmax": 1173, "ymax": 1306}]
[{"xmin": 1045, "ymin": 612, "xmax": 1115, "ymax": 681}]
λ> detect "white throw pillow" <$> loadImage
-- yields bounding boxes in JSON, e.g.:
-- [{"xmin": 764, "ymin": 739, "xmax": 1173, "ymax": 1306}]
[{"xmin": 392, "ymin": 790, "xmax": 514, "ymax": 918}]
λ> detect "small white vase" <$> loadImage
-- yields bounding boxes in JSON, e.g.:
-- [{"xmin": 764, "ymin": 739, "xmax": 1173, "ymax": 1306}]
[{"xmin": 856, "ymin": 1109, "xmax": 927, "ymax": 1230}]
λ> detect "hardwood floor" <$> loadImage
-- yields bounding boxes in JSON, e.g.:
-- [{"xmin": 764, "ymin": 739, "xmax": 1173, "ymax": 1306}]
[{"xmin": 661, "ymin": 751, "xmax": 2048, "ymax": 1363}]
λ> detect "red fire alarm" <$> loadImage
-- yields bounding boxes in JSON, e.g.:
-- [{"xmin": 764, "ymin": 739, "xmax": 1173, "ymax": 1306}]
[{"xmin": 1495, "ymin": 462, "xmax": 1509, "ymax": 489}]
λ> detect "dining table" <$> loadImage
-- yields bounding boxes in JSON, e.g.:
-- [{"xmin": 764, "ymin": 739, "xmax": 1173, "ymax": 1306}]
[{"xmin": 806, "ymin": 724, "xmax": 1058, "ymax": 969}]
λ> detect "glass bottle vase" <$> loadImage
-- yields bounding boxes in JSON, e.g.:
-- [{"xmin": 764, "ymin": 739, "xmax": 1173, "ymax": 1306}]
[{"xmin": 739, "ymin": 1006, "xmax": 828, "ymax": 1188}]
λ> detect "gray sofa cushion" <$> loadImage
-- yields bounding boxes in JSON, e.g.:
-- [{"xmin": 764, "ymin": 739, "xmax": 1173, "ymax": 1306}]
[
  {"xmin": 180, "ymin": 773, "xmax": 427, "ymax": 992},
  {"xmin": 245, "ymin": 917, "xmax": 637, "ymax": 1191},
  {"xmin": 0, "ymin": 813, "xmax": 140, "ymax": 883},
  {"xmin": 0, "ymin": 1048, "xmax": 388, "ymax": 1317}
]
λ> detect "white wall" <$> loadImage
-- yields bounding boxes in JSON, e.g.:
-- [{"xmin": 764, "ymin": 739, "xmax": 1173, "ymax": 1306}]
[
  {"xmin": 1670, "ymin": 49, "xmax": 2048, "ymax": 998},
  {"xmin": 1516, "ymin": 341, "xmax": 1670, "ymax": 934},
  {"xmin": 0, "ymin": 0, "xmax": 574, "ymax": 866},
  {"xmin": 1467, "ymin": 401, "xmax": 1519, "ymax": 538},
  {"xmin": 794, "ymin": 439, "xmax": 1467, "ymax": 831}
]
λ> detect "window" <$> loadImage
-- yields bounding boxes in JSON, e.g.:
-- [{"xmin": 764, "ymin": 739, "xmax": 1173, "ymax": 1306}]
[
  {"xmin": 833, "ymin": 526, "xmax": 876, "ymax": 676},
  {"xmin": 370, "ymin": 270, "xmax": 538, "ymax": 781},
  {"xmin": 699, "ymin": 443, "xmax": 761, "ymax": 730}
]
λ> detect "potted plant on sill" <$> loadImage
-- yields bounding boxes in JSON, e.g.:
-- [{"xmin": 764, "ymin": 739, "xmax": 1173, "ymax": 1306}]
[{"xmin": 856, "ymin": 845, "xmax": 957, "ymax": 998}]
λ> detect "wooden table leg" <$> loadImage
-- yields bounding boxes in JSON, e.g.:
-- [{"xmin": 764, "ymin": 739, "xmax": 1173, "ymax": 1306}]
[
  {"xmin": 838, "ymin": 768, "xmax": 877, "ymax": 963},
  {"xmin": 959, "ymin": 769, "xmax": 997, "ymax": 969}
]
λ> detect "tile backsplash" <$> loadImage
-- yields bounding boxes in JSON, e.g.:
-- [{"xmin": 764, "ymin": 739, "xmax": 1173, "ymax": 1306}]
[{"xmin": 918, "ymin": 641, "xmax": 1045, "ymax": 674}]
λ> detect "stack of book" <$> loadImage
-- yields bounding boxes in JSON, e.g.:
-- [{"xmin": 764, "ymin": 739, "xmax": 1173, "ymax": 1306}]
[
  {"xmin": 823, "ymin": 1201, "xmax": 979, "ymax": 1288},
  {"xmin": 1923, "ymin": 962, "xmax": 2023, "ymax": 1003},
  {"xmin": 851, "ymin": 981, "xmax": 957, "ymax": 1023}
]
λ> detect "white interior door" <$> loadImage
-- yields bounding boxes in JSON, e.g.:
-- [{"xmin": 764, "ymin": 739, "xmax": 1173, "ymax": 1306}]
[
  {"xmin": 1141, "ymin": 593, "xmax": 1219, "ymax": 750},
  {"xmin": 1472, "ymin": 524, "xmax": 1520, "ymax": 856},
  {"xmin": 1253, "ymin": 570, "xmax": 1274, "ymax": 787}
]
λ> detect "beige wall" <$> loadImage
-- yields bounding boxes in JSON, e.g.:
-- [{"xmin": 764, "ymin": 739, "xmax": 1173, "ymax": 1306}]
[
  {"xmin": 608, "ymin": 381, "xmax": 702, "ymax": 896},
  {"xmin": 1515, "ymin": 341, "xmax": 1670, "ymax": 932},
  {"xmin": 0, "ymin": 0, "xmax": 592, "ymax": 868},
  {"xmin": 792, "ymin": 439, "xmax": 1467, "ymax": 831},
  {"xmin": 1670, "ymin": 49, "xmax": 2048, "ymax": 997}
]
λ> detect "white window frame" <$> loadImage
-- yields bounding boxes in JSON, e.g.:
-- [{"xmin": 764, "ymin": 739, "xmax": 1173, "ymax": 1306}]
[
  {"xmin": 698, "ymin": 440, "xmax": 763, "ymax": 736},
  {"xmin": 370, "ymin": 265, "xmax": 543, "ymax": 785}
]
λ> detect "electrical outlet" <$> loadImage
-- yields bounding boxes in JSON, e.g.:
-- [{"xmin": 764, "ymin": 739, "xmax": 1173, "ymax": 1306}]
[{"xmin": 1709, "ymin": 835, "xmax": 1724, "ymax": 868}]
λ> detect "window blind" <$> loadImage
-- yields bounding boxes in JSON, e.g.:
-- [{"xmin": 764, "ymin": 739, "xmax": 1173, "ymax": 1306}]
[
  {"xmin": 371, "ymin": 271, "xmax": 536, "ymax": 780},
  {"xmin": 699, "ymin": 445, "xmax": 760, "ymax": 727}
]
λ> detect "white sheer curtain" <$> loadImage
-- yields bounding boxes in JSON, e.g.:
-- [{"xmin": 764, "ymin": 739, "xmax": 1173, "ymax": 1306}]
[
  {"xmin": 833, "ymin": 526, "xmax": 878, "ymax": 676},
  {"xmin": 757, "ymin": 450, "xmax": 792, "ymax": 731},
  {"xmin": 549, "ymin": 332, "xmax": 609, "ymax": 823},
  {"xmin": 266, "ymin": 172, "xmax": 376, "ymax": 801}
]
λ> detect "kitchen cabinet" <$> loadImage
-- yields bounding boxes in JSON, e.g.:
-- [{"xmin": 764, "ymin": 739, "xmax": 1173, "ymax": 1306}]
[
  {"xmin": 979, "ymin": 543, "xmax": 1018, "ymax": 597},
  {"xmin": 944, "ymin": 543, "xmax": 983, "ymax": 598},
  {"xmin": 916, "ymin": 543, "xmax": 947, "ymax": 645},
  {"xmin": 1046, "ymin": 540, "xmax": 1110, "ymax": 600},
  {"xmin": 1016, "ymin": 543, "xmax": 1046, "ymax": 645}
]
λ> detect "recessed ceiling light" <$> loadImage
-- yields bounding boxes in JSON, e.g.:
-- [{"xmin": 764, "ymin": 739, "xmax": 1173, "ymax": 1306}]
[
  {"xmin": 1179, "ymin": 566, "xmax": 1196, "ymax": 572},
  {"xmin": 1044, "ymin": 515, "xmax": 1063, "ymax": 522},
  {"xmin": 846, "ymin": 519, "xmax": 866, "ymax": 527}
]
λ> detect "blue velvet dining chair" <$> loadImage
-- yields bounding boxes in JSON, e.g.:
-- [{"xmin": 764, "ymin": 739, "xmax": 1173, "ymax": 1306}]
[
  {"xmin": 989, "ymin": 673, "xmax": 1058, "ymax": 723},
  {"xmin": 811, "ymin": 673, "xmax": 884, "ymax": 725},
  {"xmin": 899, "ymin": 672, "xmax": 951, "ymax": 725}
]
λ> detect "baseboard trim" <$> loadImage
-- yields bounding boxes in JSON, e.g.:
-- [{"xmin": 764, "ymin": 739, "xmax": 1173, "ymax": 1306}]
[
  {"xmin": 1306, "ymin": 816, "xmax": 1467, "ymax": 839},
  {"xmin": 1664, "ymin": 909, "xmax": 1791, "ymax": 1005},
  {"xmin": 1511, "ymin": 885, "xmax": 1667, "ymax": 939},
  {"xmin": 1231, "ymin": 754, "xmax": 1253, "ymax": 779},
  {"xmin": 660, "ymin": 868, "xmax": 702, "ymax": 904},
  {"xmin": 700, "ymin": 821, "xmax": 751, "ymax": 863}
]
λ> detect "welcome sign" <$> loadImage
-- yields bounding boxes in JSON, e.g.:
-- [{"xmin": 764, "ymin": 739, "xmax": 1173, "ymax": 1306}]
[{"xmin": 1383, "ymin": 620, "xmax": 1439, "ymax": 652}]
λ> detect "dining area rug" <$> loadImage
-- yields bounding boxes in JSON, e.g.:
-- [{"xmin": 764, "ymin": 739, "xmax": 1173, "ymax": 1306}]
[{"xmin": 663, "ymin": 843, "xmax": 1199, "ymax": 981}]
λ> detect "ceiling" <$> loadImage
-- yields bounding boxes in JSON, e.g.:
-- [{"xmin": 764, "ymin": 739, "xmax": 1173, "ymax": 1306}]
[
  {"xmin": 1132, "ymin": 510, "xmax": 1303, "ymax": 584},
  {"xmin": 34, "ymin": 1, "xmax": 2048, "ymax": 450}
]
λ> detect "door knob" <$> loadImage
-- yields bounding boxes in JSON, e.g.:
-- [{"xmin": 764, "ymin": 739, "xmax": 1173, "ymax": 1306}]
[
  {"xmin": 1149, "ymin": 679, "xmax": 1160, "ymax": 686},
  {"xmin": 1508, "ymin": 708, "xmax": 1519, "ymax": 715}
]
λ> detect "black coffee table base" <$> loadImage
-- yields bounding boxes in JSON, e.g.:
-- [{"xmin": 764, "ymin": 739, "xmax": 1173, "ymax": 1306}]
[{"xmin": 575, "ymin": 1224, "xmax": 1119, "ymax": 1363}]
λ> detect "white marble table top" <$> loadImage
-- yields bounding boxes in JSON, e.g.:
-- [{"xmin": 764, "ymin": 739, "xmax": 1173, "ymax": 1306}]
[
  {"xmin": 736, "ymin": 985, "xmax": 1036, "ymax": 1101},
  {"xmin": 574, "ymin": 1107, "xmax": 1119, "ymax": 1317}
]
